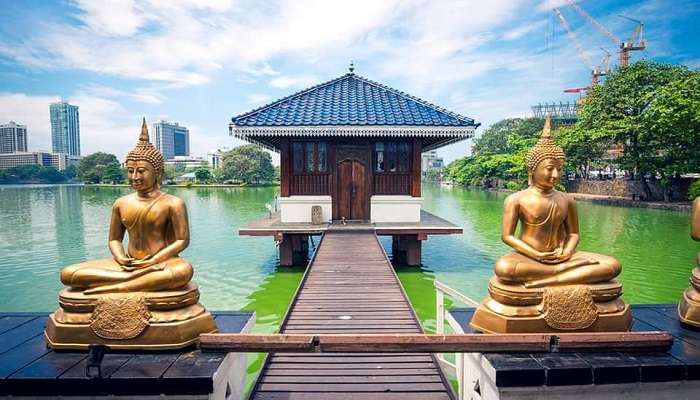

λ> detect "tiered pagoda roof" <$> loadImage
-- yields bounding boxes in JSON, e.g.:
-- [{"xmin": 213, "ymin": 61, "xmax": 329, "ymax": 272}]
[{"xmin": 230, "ymin": 72, "xmax": 479, "ymax": 151}]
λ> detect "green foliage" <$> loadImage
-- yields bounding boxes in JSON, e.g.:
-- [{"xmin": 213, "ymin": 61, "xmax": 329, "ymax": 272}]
[
  {"xmin": 446, "ymin": 61, "xmax": 700, "ymax": 201},
  {"xmin": 577, "ymin": 61, "xmax": 699, "ymax": 179},
  {"xmin": 554, "ymin": 124, "xmax": 607, "ymax": 178},
  {"xmin": 445, "ymin": 117, "xmax": 543, "ymax": 188},
  {"xmin": 220, "ymin": 144, "xmax": 275, "ymax": 184},
  {"xmin": 63, "ymin": 164, "xmax": 77, "ymax": 180},
  {"xmin": 0, "ymin": 164, "xmax": 68, "ymax": 184},
  {"xmin": 689, "ymin": 180, "xmax": 700, "ymax": 201},
  {"xmin": 77, "ymin": 152, "xmax": 122, "ymax": 184},
  {"xmin": 194, "ymin": 167, "xmax": 212, "ymax": 183},
  {"xmin": 103, "ymin": 163, "xmax": 125, "ymax": 184},
  {"xmin": 505, "ymin": 181, "xmax": 522, "ymax": 191}
]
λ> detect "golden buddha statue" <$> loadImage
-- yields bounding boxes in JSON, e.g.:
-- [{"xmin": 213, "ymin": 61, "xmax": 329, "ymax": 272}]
[
  {"xmin": 470, "ymin": 116, "xmax": 631, "ymax": 333},
  {"xmin": 45, "ymin": 119, "xmax": 217, "ymax": 350},
  {"xmin": 679, "ymin": 197, "xmax": 700, "ymax": 326}
]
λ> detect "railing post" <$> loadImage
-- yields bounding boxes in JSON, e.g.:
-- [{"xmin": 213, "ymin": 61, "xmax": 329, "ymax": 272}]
[{"xmin": 436, "ymin": 288, "xmax": 445, "ymax": 335}]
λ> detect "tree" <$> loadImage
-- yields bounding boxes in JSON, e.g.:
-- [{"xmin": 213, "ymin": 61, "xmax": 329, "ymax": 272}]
[
  {"xmin": 554, "ymin": 124, "xmax": 607, "ymax": 179},
  {"xmin": 77, "ymin": 152, "xmax": 121, "ymax": 183},
  {"xmin": 103, "ymin": 163, "xmax": 125, "ymax": 184},
  {"xmin": 472, "ymin": 117, "xmax": 543, "ymax": 156},
  {"xmin": 194, "ymin": 167, "xmax": 212, "ymax": 183},
  {"xmin": 63, "ymin": 164, "xmax": 77, "ymax": 180},
  {"xmin": 220, "ymin": 144, "xmax": 275, "ymax": 184},
  {"xmin": 577, "ymin": 61, "xmax": 695, "ymax": 180},
  {"xmin": 445, "ymin": 117, "xmax": 544, "ymax": 188},
  {"xmin": 37, "ymin": 166, "xmax": 66, "ymax": 183}
]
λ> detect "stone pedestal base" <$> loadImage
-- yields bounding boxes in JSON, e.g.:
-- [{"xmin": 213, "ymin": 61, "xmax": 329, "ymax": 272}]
[
  {"xmin": 470, "ymin": 277, "xmax": 632, "ymax": 333},
  {"xmin": 679, "ymin": 268, "xmax": 700, "ymax": 328},
  {"xmin": 45, "ymin": 283, "xmax": 217, "ymax": 350}
]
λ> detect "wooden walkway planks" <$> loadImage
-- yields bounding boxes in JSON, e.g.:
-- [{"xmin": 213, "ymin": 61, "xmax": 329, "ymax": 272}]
[
  {"xmin": 252, "ymin": 231, "xmax": 454, "ymax": 399},
  {"xmin": 0, "ymin": 312, "xmax": 253, "ymax": 396}
]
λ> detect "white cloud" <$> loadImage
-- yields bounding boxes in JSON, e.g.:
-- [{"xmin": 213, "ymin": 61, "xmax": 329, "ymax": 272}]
[
  {"xmin": 536, "ymin": 0, "xmax": 569, "ymax": 13},
  {"xmin": 246, "ymin": 94, "xmax": 271, "ymax": 105},
  {"xmin": 0, "ymin": 0, "xmax": 402, "ymax": 87},
  {"xmin": 72, "ymin": 0, "xmax": 147, "ymax": 36},
  {"xmin": 502, "ymin": 20, "xmax": 547, "ymax": 41},
  {"xmin": 269, "ymin": 75, "xmax": 319, "ymax": 89},
  {"xmin": 80, "ymin": 85, "xmax": 166, "ymax": 104}
]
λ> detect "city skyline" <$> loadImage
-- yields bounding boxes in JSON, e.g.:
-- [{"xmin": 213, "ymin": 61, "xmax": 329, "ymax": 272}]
[
  {"xmin": 0, "ymin": 121, "xmax": 28, "ymax": 154},
  {"xmin": 0, "ymin": 1, "xmax": 698, "ymax": 163},
  {"xmin": 50, "ymin": 102, "xmax": 80, "ymax": 156},
  {"xmin": 153, "ymin": 120, "xmax": 190, "ymax": 160}
]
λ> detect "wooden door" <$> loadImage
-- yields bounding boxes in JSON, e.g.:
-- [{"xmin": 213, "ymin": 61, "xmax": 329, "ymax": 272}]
[{"xmin": 336, "ymin": 159, "xmax": 368, "ymax": 220}]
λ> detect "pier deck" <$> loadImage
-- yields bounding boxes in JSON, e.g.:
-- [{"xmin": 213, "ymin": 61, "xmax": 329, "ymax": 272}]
[
  {"xmin": 0, "ymin": 311, "xmax": 254, "ymax": 398},
  {"xmin": 251, "ymin": 230, "xmax": 454, "ymax": 399},
  {"xmin": 448, "ymin": 305, "xmax": 700, "ymax": 399}
]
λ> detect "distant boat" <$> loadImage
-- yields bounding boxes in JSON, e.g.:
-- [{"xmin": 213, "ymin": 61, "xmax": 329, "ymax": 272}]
[{"xmin": 440, "ymin": 181, "xmax": 454, "ymax": 187}]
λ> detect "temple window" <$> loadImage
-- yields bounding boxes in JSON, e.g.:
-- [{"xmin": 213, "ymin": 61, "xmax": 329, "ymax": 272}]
[
  {"xmin": 375, "ymin": 141, "xmax": 410, "ymax": 173},
  {"xmin": 292, "ymin": 141, "xmax": 327, "ymax": 174}
]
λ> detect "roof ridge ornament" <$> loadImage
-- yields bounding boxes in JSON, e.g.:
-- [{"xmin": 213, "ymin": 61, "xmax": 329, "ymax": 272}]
[{"xmin": 348, "ymin": 61, "xmax": 355, "ymax": 74}]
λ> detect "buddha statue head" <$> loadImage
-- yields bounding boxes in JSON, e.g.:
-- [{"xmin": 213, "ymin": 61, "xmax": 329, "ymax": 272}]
[
  {"xmin": 125, "ymin": 118, "xmax": 164, "ymax": 192},
  {"xmin": 526, "ymin": 115, "xmax": 565, "ymax": 189}
]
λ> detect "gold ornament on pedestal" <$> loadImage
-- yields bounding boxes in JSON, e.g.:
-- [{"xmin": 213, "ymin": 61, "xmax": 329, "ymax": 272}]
[
  {"xmin": 679, "ymin": 198, "xmax": 700, "ymax": 326},
  {"xmin": 44, "ymin": 119, "xmax": 217, "ymax": 350},
  {"xmin": 470, "ymin": 115, "xmax": 632, "ymax": 333}
]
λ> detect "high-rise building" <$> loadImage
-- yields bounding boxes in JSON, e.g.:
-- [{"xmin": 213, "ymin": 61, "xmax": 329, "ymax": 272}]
[
  {"xmin": 0, "ymin": 121, "xmax": 28, "ymax": 153},
  {"xmin": 153, "ymin": 121, "xmax": 190, "ymax": 160},
  {"xmin": 50, "ymin": 102, "xmax": 80, "ymax": 156},
  {"xmin": 0, "ymin": 151, "xmax": 68, "ymax": 170},
  {"xmin": 421, "ymin": 150, "xmax": 444, "ymax": 172},
  {"xmin": 207, "ymin": 147, "xmax": 230, "ymax": 169}
]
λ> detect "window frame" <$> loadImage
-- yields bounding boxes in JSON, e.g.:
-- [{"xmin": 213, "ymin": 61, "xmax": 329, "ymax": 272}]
[
  {"xmin": 373, "ymin": 141, "xmax": 411, "ymax": 175},
  {"xmin": 291, "ymin": 140, "xmax": 328, "ymax": 175}
]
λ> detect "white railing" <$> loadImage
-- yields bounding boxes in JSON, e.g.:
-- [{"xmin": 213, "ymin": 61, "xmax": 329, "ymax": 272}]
[{"xmin": 434, "ymin": 280, "xmax": 480, "ymax": 400}]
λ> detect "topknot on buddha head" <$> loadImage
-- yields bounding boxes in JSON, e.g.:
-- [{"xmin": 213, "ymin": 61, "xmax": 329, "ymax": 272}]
[
  {"xmin": 125, "ymin": 118, "xmax": 164, "ymax": 175},
  {"xmin": 526, "ymin": 115, "xmax": 565, "ymax": 172}
]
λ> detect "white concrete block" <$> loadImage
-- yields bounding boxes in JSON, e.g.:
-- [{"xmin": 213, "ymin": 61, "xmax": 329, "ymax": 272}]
[
  {"xmin": 370, "ymin": 195, "xmax": 422, "ymax": 223},
  {"xmin": 279, "ymin": 196, "xmax": 332, "ymax": 223}
]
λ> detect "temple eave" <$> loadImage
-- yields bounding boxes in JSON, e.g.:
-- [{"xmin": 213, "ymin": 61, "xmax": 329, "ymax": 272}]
[{"xmin": 229, "ymin": 123, "xmax": 475, "ymax": 152}]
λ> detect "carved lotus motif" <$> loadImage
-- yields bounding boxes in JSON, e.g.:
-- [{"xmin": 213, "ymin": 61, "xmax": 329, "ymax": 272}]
[
  {"xmin": 90, "ymin": 295, "xmax": 150, "ymax": 339},
  {"xmin": 543, "ymin": 285, "xmax": 598, "ymax": 330}
]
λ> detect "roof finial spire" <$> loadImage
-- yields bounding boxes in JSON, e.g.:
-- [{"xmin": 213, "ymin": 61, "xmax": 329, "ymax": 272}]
[{"xmin": 348, "ymin": 61, "xmax": 355, "ymax": 74}]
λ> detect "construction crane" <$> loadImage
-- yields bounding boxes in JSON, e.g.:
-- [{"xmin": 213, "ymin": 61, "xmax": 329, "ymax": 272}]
[
  {"xmin": 564, "ymin": 0, "xmax": 645, "ymax": 66},
  {"xmin": 553, "ymin": 8, "xmax": 610, "ymax": 86}
]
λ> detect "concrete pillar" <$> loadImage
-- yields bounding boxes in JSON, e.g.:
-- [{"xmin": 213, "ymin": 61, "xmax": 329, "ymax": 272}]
[
  {"xmin": 277, "ymin": 234, "xmax": 309, "ymax": 267},
  {"xmin": 391, "ymin": 234, "xmax": 424, "ymax": 267}
]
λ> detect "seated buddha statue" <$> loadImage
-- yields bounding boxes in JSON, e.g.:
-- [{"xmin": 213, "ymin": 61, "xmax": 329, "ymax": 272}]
[
  {"xmin": 470, "ymin": 116, "xmax": 631, "ymax": 333},
  {"xmin": 45, "ymin": 119, "xmax": 216, "ymax": 350},
  {"xmin": 679, "ymin": 197, "xmax": 700, "ymax": 326}
]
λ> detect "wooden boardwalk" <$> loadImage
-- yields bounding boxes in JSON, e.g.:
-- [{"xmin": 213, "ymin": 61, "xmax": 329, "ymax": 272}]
[{"xmin": 251, "ymin": 231, "xmax": 454, "ymax": 400}]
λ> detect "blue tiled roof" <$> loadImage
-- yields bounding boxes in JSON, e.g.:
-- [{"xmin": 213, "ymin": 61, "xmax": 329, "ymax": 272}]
[{"xmin": 232, "ymin": 73, "xmax": 478, "ymax": 127}]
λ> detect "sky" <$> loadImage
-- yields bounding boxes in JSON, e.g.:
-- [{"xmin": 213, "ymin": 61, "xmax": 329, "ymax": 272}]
[{"xmin": 0, "ymin": 0, "xmax": 698, "ymax": 164}]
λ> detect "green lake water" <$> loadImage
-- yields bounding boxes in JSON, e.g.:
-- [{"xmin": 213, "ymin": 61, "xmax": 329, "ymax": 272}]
[{"xmin": 0, "ymin": 184, "xmax": 697, "ymax": 391}]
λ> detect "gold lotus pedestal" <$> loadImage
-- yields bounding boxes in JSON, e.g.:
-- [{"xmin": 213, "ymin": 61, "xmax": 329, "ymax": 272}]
[
  {"xmin": 470, "ymin": 278, "xmax": 631, "ymax": 333},
  {"xmin": 45, "ymin": 283, "xmax": 216, "ymax": 350},
  {"xmin": 679, "ymin": 268, "xmax": 700, "ymax": 328}
]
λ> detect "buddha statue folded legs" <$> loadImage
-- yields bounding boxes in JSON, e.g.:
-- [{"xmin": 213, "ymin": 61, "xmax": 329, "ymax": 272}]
[
  {"xmin": 470, "ymin": 116, "xmax": 631, "ymax": 333},
  {"xmin": 45, "ymin": 119, "xmax": 217, "ymax": 350},
  {"xmin": 60, "ymin": 257, "xmax": 193, "ymax": 294}
]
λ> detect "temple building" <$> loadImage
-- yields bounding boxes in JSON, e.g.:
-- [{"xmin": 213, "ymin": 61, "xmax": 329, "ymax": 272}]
[{"xmin": 232, "ymin": 69, "xmax": 479, "ymax": 265}]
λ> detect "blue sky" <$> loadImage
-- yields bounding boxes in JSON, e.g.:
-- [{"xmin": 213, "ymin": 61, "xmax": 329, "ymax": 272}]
[{"xmin": 0, "ymin": 0, "xmax": 698, "ymax": 163}]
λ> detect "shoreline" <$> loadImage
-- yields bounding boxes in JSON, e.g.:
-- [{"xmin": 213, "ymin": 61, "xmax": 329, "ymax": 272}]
[{"xmin": 444, "ymin": 185, "xmax": 692, "ymax": 212}]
